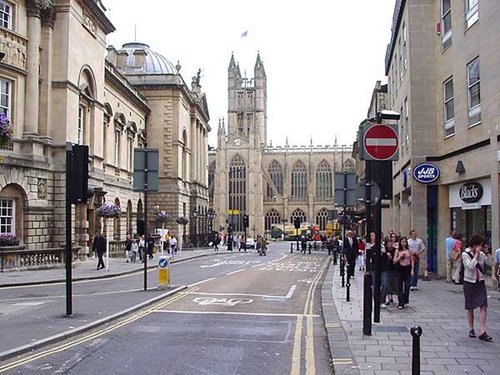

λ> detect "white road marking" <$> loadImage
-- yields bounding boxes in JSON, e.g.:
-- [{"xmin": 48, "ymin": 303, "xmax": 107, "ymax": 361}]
[
  {"xmin": 286, "ymin": 285, "xmax": 296, "ymax": 299},
  {"xmin": 189, "ymin": 291, "xmax": 286, "ymax": 299},
  {"xmin": 153, "ymin": 309, "xmax": 319, "ymax": 318},
  {"xmin": 226, "ymin": 269, "xmax": 245, "ymax": 275},
  {"xmin": 193, "ymin": 297, "xmax": 253, "ymax": 306},
  {"xmin": 189, "ymin": 277, "xmax": 215, "ymax": 287}
]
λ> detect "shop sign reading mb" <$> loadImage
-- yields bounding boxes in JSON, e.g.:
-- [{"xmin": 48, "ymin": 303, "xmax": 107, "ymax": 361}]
[{"xmin": 459, "ymin": 182, "xmax": 483, "ymax": 203}]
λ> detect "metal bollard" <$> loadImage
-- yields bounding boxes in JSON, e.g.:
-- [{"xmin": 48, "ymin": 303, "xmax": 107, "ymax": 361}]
[
  {"xmin": 290, "ymin": 242, "xmax": 293, "ymax": 253},
  {"xmin": 345, "ymin": 260, "xmax": 350, "ymax": 301},
  {"xmin": 340, "ymin": 258, "xmax": 345, "ymax": 287},
  {"xmin": 363, "ymin": 272, "xmax": 373, "ymax": 336},
  {"xmin": 410, "ymin": 325, "xmax": 423, "ymax": 375}
]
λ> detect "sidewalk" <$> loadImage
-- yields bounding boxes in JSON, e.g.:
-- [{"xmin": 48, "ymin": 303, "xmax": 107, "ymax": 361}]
[
  {"xmin": 0, "ymin": 247, "xmax": 223, "ymax": 287},
  {"xmin": 0, "ymin": 247, "xmax": 231, "ymax": 361},
  {"xmin": 323, "ymin": 263, "xmax": 500, "ymax": 375}
]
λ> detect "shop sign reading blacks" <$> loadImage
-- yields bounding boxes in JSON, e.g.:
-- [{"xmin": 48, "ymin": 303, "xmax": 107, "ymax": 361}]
[{"xmin": 459, "ymin": 182, "xmax": 483, "ymax": 203}]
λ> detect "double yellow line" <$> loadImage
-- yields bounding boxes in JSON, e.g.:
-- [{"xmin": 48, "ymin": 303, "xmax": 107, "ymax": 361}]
[
  {"xmin": 0, "ymin": 291, "xmax": 189, "ymax": 373},
  {"xmin": 290, "ymin": 257, "xmax": 329, "ymax": 375}
]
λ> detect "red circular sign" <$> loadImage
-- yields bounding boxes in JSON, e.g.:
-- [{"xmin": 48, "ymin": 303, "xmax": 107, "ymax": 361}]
[{"xmin": 363, "ymin": 125, "xmax": 398, "ymax": 160}]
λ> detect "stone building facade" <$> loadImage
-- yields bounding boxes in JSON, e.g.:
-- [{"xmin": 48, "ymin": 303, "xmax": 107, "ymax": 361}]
[
  {"xmin": 209, "ymin": 54, "xmax": 355, "ymax": 237},
  {"xmin": 0, "ymin": 0, "xmax": 209, "ymax": 256},
  {"xmin": 383, "ymin": 0, "xmax": 499, "ymax": 276}
]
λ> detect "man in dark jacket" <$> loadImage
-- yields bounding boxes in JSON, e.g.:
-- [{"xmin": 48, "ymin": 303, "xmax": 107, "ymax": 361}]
[
  {"xmin": 344, "ymin": 230, "xmax": 359, "ymax": 279},
  {"xmin": 92, "ymin": 232, "xmax": 106, "ymax": 270}
]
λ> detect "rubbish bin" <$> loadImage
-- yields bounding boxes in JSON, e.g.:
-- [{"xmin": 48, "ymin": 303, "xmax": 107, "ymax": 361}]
[{"xmin": 157, "ymin": 256, "xmax": 170, "ymax": 290}]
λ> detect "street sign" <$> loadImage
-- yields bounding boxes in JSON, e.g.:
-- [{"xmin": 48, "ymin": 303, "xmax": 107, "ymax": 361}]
[
  {"xmin": 363, "ymin": 124, "xmax": 399, "ymax": 161},
  {"xmin": 334, "ymin": 172, "xmax": 356, "ymax": 206},
  {"xmin": 133, "ymin": 148, "xmax": 159, "ymax": 191},
  {"xmin": 413, "ymin": 163, "xmax": 440, "ymax": 184}
]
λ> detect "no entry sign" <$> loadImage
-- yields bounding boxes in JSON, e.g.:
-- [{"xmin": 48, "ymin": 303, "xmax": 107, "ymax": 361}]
[{"xmin": 362, "ymin": 124, "xmax": 399, "ymax": 161}]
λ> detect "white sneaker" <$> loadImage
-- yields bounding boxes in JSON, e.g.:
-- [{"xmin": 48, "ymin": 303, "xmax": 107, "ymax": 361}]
[{"xmin": 380, "ymin": 303, "xmax": 387, "ymax": 308}]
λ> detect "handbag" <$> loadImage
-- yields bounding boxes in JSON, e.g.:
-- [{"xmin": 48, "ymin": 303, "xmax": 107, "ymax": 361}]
[{"xmin": 450, "ymin": 248, "xmax": 460, "ymax": 261}]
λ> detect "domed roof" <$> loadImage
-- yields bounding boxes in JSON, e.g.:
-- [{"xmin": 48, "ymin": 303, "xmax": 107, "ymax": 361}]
[{"xmin": 119, "ymin": 42, "xmax": 178, "ymax": 75}]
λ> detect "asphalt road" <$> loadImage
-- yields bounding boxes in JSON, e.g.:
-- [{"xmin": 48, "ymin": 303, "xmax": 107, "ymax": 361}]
[{"xmin": 0, "ymin": 243, "xmax": 334, "ymax": 375}]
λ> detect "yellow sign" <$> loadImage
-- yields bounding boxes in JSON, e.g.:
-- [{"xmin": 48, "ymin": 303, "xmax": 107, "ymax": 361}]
[
  {"xmin": 158, "ymin": 256, "xmax": 170, "ymax": 289},
  {"xmin": 227, "ymin": 209, "xmax": 240, "ymax": 214}
]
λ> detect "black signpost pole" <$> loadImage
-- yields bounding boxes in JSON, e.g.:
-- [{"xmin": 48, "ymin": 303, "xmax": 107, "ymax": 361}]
[
  {"xmin": 65, "ymin": 144, "xmax": 73, "ymax": 316},
  {"xmin": 143, "ymin": 148, "xmax": 148, "ymax": 291}
]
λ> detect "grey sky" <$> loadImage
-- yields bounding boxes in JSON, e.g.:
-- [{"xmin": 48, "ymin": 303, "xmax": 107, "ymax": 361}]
[{"xmin": 104, "ymin": 0, "xmax": 395, "ymax": 148}]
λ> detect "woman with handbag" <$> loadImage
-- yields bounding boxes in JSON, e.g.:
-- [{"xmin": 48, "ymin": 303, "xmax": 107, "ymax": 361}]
[{"xmin": 462, "ymin": 234, "xmax": 493, "ymax": 341}]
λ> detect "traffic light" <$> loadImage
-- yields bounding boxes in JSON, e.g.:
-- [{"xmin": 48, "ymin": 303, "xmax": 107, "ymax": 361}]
[
  {"xmin": 243, "ymin": 214, "xmax": 249, "ymax": 228},
  {"xmin": 294, "ymin": 217, "xmax": 301, "ymax": 229},
  {"xmin": 70, "ymin": 145, "xmax": 94, "ymax": 203}
]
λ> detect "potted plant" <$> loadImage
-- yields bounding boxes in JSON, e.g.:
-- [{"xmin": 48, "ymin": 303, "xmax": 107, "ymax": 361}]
[
  {"xmin": 0, "ymin": 113, "xmax": 13, "ymax": 146},
  {"xmin": 0, "ymin": 233, "xmax": 20, "ymax": 247}
]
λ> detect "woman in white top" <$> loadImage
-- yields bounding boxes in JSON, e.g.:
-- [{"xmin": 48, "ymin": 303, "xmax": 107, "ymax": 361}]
[{"xmin": 462, "ymin": 234, "xmax": 493, "ymax": 341}]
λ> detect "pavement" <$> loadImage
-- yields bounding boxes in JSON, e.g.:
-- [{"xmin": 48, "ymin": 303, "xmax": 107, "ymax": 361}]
[
  {"xmin": 322, "ymin": 261, "xmax": 500, "ymax": 375},
  {"xmin": 2, "ymin": 247, "xmax": 499, "ymax": 374}
]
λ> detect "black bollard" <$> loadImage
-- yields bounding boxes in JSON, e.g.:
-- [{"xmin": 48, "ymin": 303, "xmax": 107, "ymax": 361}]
[
  {"xmin": 340, "ymin": 258, "xmax": 345, "ymax": 287},
  {"xmin": 345, "ymin": 261, "xmax": 351, "ymax": 302},
  {"xmin": 410, "ymin": 325, "xmax": 423, "ymax": 375},
  {"xmin": 363, "ymin": 272, "xmax": 373, "ymax": 336},
  {"xmin": 290, "ymin": 242, "xmax": 293, "ymax": 253}
]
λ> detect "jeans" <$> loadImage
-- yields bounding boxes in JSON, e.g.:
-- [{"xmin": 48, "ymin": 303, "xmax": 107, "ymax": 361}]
[
  {"xmin": 398, "ymin": 268, "xmax": 411, "ymax": 306},
  {"xmin": 380, "ymin": 270, "xmax": 389, "ymax": 305},
  {"xmin": 411, "ymin": 260, "xmax": 420, "ymax": 287}
]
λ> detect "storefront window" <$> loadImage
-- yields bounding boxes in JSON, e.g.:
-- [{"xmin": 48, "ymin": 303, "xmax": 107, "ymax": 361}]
[{"xmin": 451, "ymin": 206, "xmax": 491, "ymax": 247}]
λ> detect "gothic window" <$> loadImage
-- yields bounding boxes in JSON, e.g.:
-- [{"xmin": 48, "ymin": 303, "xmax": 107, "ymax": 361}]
[
  {"xmin": 208, "ymin": 161, "xmax": 216, "ymax": 204},
  {"xmin": 316, "ymin": 160, "xmax": 332, "ymax": 201},
  {"xmin": 265, "ymin": 209, "xmax": 281, "ymax": 232},
  {"xmin": 290, "ymin": 208, "xmax": 306, "ymax": 226},
  {"xmin": 316, "ymin": 208, "xmax": 329, "ymax": 231},
  {"xmin": 291, "ymin": 160, "xmax": 308, "ymax": 201},
  {"xmin": 266, "ymin": 160, "xmax": 283, "ymax": 199},
  {"xmin": 237, "ymin": 113, "xmax": 243, "ymax": 133},
  {"xmin": 228, "ymin": 155, "xmax": 246, "ymax": 232}
]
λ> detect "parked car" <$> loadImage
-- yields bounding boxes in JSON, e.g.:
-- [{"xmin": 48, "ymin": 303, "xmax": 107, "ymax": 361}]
[{"xmin": 245, "ymin": 238, "xmax": 256, "ymax": 249}]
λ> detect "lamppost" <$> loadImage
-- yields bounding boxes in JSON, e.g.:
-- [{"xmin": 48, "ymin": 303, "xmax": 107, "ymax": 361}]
[{"xmin": 191, "ymin": 208, "xmax": 199, "ymax": 248}]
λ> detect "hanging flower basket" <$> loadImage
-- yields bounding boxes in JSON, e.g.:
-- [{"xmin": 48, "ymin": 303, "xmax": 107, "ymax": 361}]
[
  {"xmin": 96, "ymin": 202, "xmax": 121, "ymax": 218},
  {"xmin": 0, "ymin": 113, "xmax": 13, "ymax": 146},
  {"xmin": 0, "ymin": 233, "xmax": 20, "ymax": 247},
  {"xmin": 176, "ymin": 216, "xmax": 189, "ymax": 225},
  {"xmin": 156, "ymin": 210, "xmax": 170, "ymax": 223}
]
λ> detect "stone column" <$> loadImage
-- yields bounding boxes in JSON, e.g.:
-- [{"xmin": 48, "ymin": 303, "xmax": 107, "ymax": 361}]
[
  {"xmin": 39, "ymin": 7, "xmax": 54, "ymax": 141},
  {"xmin": 24, "ymin": 1, "xmax": 42, "ymax": 138}
]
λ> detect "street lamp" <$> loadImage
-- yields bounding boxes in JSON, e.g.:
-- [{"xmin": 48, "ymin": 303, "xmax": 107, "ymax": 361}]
[{"xmin": 207, "ymin": 208, "xmax": 216, "ymax": 241}]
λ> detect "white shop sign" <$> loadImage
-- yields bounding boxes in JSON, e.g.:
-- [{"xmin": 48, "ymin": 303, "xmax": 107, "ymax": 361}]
[{"xmin": 449, "ymin": 179, "xmax": 491, "ymax": 209}]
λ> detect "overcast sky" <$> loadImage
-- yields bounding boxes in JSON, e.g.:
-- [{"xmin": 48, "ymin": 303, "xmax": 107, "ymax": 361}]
[{"xmin": 104, "ymin": 0, "xmax": 395, "ymax": 148}]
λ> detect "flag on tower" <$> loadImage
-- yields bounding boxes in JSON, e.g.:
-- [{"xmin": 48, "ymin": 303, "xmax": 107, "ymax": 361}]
[{"xmin": 241, "ymin": 30, "xmax": 248, "ymax": 38}]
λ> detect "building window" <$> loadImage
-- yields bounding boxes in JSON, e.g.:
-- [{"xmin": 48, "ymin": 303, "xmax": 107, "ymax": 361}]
[
  {"xmin": 0, "ymin": 78, "xmax": 11, "ymax": 116},
  {"xmin": 228, "ymin": 155, "xmax": 246, "ymax": 232},
  {"xmin": 290, "ymin": 208, "xmax": 306, "ymax": 228},
  {"xmin": 443, "ymin": 77, "xmax": 455, "ymax": 137},
  {"xmin": 77, "ymin": 106, "xmax": 84, "ymax": 145},
  {"xmin": 403, "ymin": 97, "xmax": 409, "ymax": 146},
  {"xmin": 0, "ymin": 198, "xmax": 14, "ymax": 234},
  {"xmin": 316, "ymin": 208, "xmax": 329, "ymax": 231},
  {"xmin": 465, "ymin": 0, "xmax": 479, "ymax": 29},
  {"xmin": 291, "ymin": 160, "xmax": 308, "ymax": 201},
  {"xmin": 127, "ymin": 137, "xmax": 133, "ymax": 171},
  {"xmin": 0, "ymin": 1, "xmax": 12, "ymax": 30},
  {"xmin": 441, "ymin": 0, "xmax": 452, "ymax": 49},
  {"xmin": 402, "ymin": 22, "xmax": 408, "ymax": 71},
  {"xmin": 265, "ymin": 209, "xmax": 281, "ymax": 232},
  {"xmin": 114, "ymin": 129, "xmax": 120, "ymax": 166},
  {"xmin": 467, "ymin": 57, "xmax": 481, "ymax": 126},
  {"xmin": 266, "ymin": 160, "xmax": 283, "ymax": 200},
  {"xmin": 316, "ymin": 160, "xmax": 332, "ymax": 200}
]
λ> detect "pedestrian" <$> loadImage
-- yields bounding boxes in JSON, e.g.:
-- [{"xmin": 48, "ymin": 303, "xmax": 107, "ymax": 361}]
[
  {"xmin": 125, "ymin": 235, "xmax": 132, "ymax": 263},
  {"xmin": 364, "ymin": 232, "xmax": 376, "ymax": 273},
  {"xmin": 407, "ymin": 229, "xmax": 425, "ymax": 291},
  {"xmin": 451, "ymin": 233, "xmax": 465, "ymax": 284},
  {"xmin": 462, "ymin": 234, "xmax": 494, "ymax": 341},
  {"xmin": 92, "ymin": 231, "xmax": 106, "ymax": 270},
  {"xmin": 357, "ymin": 237, "xmax": 366, "ymax": 271},
  {"xmin": 384, "ymin": 233, "xmax": 399, "ymax": 305},
  {"xmin": 300, "ymin": 236, "xmax": 307, "ymax": 255},
  {"xmin": 163, "ymin": 230, "xmax": 171, "ymax": 254},
  {"xmin": 494, "ymin": 247, "xmax": 500, "ymax": 290},
  {"xmin": 445, "ymin": 230, "xmax": 457, "ymax": 283},
  {"xmin": 145, "ymin": 233, "xmax": 154, "ymax": 260},
  {"xmin": 138, "ymin": 235, "xmax": 145, "ymax": 262},
  {"xmin": 213, "ymin": 233, "xmax": 220, "ymax": 251},
  {"xmin": 130, "ymin": 239, "xmax": 138, "ymax": 263},
  {"xmin": 379, "ymin": 235, "xmax": 391, "ymax": 308},
  {"xmin": 344, "ymin": 230, "xmax": 359, "ymax": 279},
  {"xmin": 393, "ymin": 236, "xmax": 414, "ymax": 309},
  {"xmin": 240, "ymin": 235, "xmax": 246, "ymax": 252},
  {"xmin": 169, "ymin": 234, "xmax": 177, "ymax": 259}
]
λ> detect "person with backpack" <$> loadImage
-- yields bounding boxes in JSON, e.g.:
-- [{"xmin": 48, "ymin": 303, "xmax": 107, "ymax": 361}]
[{"xmin": 462, "ymin": 234, "xmax": 494, "ymax": 341}]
